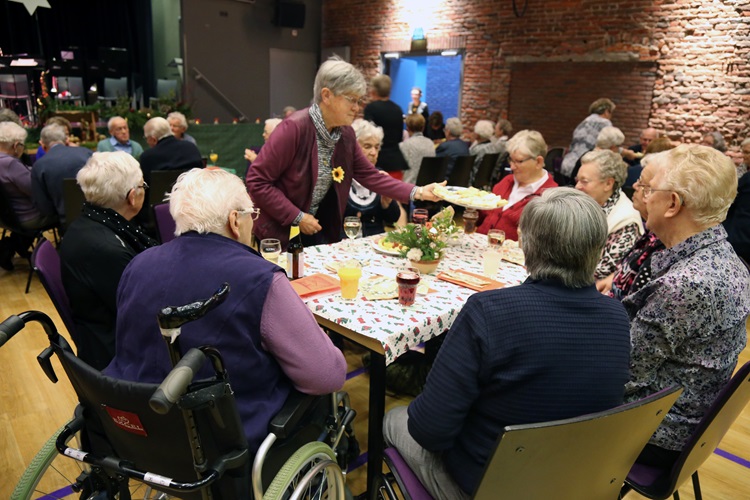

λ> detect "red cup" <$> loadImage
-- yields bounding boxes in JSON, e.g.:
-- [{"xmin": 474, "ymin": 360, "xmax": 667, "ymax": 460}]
[{"xmin": 396, "ymin": 270, "xmax": 421, "ymax": 306}]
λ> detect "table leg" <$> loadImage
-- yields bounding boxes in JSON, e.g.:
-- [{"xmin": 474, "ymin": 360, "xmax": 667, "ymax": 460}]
[{"xmin": 366, "ymin": 350, "xmax": 386, "ymax": 500}]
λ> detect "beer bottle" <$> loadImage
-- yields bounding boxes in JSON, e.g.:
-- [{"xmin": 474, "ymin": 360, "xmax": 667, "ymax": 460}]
[{"xmin": 287, "ymin": 234, "xmax": 304, "ymax": 280}]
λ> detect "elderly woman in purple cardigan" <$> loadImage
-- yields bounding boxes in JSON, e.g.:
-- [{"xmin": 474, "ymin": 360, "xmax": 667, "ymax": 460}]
[{"xmin": 246, "ymin": 57, "xmax": 444, "ymax": 249}]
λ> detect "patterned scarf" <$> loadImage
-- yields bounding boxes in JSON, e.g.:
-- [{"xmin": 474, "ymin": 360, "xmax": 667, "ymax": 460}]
[
  {"xmin": 82, "ymin": 202, "xmax": 158, "ymax": 253},
  {"xmin": 309, "ymin": 104, "xmax": 342, "ymax": 215}
]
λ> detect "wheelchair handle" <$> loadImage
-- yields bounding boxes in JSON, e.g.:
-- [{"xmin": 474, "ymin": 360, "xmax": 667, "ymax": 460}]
[
  {"xmin": 0, "ymin": 315, "xmax": 24, "ymax": 347},
  {"xmin": 157, "ymin": 283, "xmax": 230, "ymax": 330},
  {"xmin": 0, "ymin": 311, "xmax": 59, "ymax": 348},
  {"xmin": 150, "ymin": 348, "xmax": 207, "ymax": 414}
]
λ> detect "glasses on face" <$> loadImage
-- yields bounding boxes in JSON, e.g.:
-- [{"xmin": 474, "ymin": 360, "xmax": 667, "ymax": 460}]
[
  {"xmin": 237, "ymin": 207, "xmax": 261, "ymax": 220},
  {"xmin": 509, "ymin": 156, "xmax": 533, "ymax": 166},
  {"xmin": 340, "ymin": 94, "xmax": 367, "ymax": 107},
  {"xmin": 126, "ymin": 181, "xmax": 148, "ymax": 199}
]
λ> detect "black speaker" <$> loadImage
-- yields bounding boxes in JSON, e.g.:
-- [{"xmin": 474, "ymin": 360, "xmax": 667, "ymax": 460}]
[{"xmin": 275, "ymin": 1, "xmax": 305, "ymax": 29}]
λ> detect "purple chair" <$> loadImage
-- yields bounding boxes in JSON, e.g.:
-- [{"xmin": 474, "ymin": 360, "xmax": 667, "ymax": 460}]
[
  {"xmin": 379, "ymin": 386, "xmax": 682, "ymax": 500},
  {"xmin": 626, "ymin": 360, "xmax": 750, "ymax": 500},
  {"xmin": 153, "ymin": 202, "xmax": 177, "ymax": 244},
  {"xmin": 32, "ymin": 239, "xmax": 78, "ymax": 345}
]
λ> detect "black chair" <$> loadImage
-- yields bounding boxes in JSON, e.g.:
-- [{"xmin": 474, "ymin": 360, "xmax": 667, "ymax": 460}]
[
  {"xmin": 446, "ymin": 155, "xmax": 476, "ymax": 187},
  {"xmin": 139, "ymin": 170, "xmax": 187, "ymax": 234},
  {"xmin": 0, "ymin": 184, "xmax": 59, "ymax": 292},
  {"xmin": 378, "ymin": 386, "xmax": 682, "ymax": 500},
  {"xmin": 472, "ymin": 152, "xmax": 500, "ymax": 190},
  {"xmin": 61, "ymin": 178, "xmax": 85, "ymax": 232},
  {"xmin": 626, "ymin": 360, "xmax": 750, "ymax": 500},
  {"xmin": 98, "ymin": 77, "xmax": 128, "ymax": 105},
  {"xmin": 415, "ymin": 156, "xmax": 449, "ymax": 187}
]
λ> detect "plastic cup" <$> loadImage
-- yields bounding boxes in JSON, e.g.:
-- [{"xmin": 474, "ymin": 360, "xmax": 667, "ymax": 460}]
[
  {"xmin": 338, "ymin": 261, "xmax": 362, "ymax": 300},
  {"xmin": 482, "ymin": 249, "xmax": 502, "ymax": 277},
  {"xmin": 463, "ymin": 208, "xmax": 479, "ymax": 234},
  {"xmin": 396, "ymin": 270, "xmax": 421, "ymax": 306}
]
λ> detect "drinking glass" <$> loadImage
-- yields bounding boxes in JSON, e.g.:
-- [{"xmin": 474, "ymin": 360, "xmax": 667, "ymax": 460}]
[
  {"xmin": 209, "ymin": 150, "xmax": 218, "ymax": 165},
  {"xmin": 396, "ymin": 269, "xmax": 421, "ymax": 306},
  {"xmin": 487, "ymin": 229, "xmax": 505, "ymax": 250},
  {"xmin": 260, "ymin": 238, "xmax": 281, "ymax": 264},
  {"xmin": 412, "ymin": 208, "xmax": 429, "ymax": 225},
  {"xmin": 343, "ymin": 216, "xmax": 362, "ymax": 251},
  {"xmin": 482, "ymin": 249, "xmax": 502, "ymax": 277},
  {"xmin": 338, "ymin": 260, "xmax": 362, "ymax": 300},
  {"xmin": 463, "ymin": 208, "xmax": 479, "ymax": 234}
]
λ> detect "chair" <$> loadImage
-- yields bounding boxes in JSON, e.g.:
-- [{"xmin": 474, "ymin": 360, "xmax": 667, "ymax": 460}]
[
  {"xmin": 545, "ymin": 146, "xmax": 570, "ymax": 186},
  {"xmin": 626, "ymin": 360, "xmax": 750, "ymax": 500},
  {"xmin": 156, "ymin": 78, "xmax": 179, "ymax": 99},
  {"xmin": 0, "ymin": 184, "xmax": 59, "ymax": 293},
  {"xmin": 149, "ymin": 169, "xmax": 186, "ymax": 207},
  {"xmin": 153, "ymin": 203, "xmax": 176, "ymax": 244},
  {"xmin": 472, "ymin": 152, "xmax": 500, "ymax": 190},
  {"xmin": 32, "ymin": 239, "xmax": 78, "ymax": 346},
  {"xmin": 61, "ymin": 178, "xmax": 85, "ymax": 232},
  {"xmin": 415, "ymin": 156, "xmax": 449, "ymax": 187},
  {"xmin": 98, "ymin": 77, "xmax": 128, "ymax": 105},
  {"xmin": 55, "ymin": 76, "xmax": 85, "ymax": 103},
  {"xmin": 0, "ymin": 74, "xmax": 33, "ymax": 117},
  {"xmin": 446, "ymin": 155, "xmax": 476, "ymax": 187},
  {"xmin": 379, "ymin": 386, "xmax": 683, "ymax": 500}
]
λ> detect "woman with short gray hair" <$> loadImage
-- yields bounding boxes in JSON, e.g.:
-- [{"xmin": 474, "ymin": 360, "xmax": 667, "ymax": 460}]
[
  {"xmin": 247, "ymin": 56, "xmax": 444, "ymax": 249},
  {"xmin": 60, "ymin": 151, "xmax": 157, "ymax": 370},
  {"xmin": 576, "ymin": 149, "xmax": 643, "ymax": 279},
  {"xmin": 167, "ymin": 111, "xmax": 196, "ymax": 145},
  {"xmin": 469, "ymin": 120, "xmax": 497, "ymax": 185}
]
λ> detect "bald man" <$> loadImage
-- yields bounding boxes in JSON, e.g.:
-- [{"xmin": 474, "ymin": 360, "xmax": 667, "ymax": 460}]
[{"xmin": 622, "ymin": 127, "xmax": 658, "ymax": 164}]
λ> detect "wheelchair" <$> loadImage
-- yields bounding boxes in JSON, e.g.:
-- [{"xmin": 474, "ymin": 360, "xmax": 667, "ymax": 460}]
[{"xmin": 2, "ymin": 283, "xmax": 357, "ymax": 499}]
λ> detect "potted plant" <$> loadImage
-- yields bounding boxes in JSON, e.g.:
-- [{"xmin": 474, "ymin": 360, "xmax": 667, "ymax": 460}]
[{"xmin": 384, "ymin": 206, "xmax": 457, "ymax": 274}]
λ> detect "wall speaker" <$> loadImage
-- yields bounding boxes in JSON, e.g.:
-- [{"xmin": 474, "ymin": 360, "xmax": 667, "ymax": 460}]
[{"xmin": 275, "ymin": 1, "xmax": 306, "ymax": 29}]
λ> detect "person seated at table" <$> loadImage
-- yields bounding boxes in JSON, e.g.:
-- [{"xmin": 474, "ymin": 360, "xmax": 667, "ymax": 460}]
[
  {"xmin": 735, "ymin": 137, "xmax": 750, "ymax": 178},
  {"xmin": 60, "ymin": 152, "xmax": 157, "ymax": 370},
  {"xmin": 575, "ymin": 149, "xmax": 643, "ymax": 280},
  {"xmin": 384, "ymin": 187, "xmax": 631, "ymax": 500},
  {"xmin": 167, "ymin": 111, "xmax": 197, "ymax": 145},
  {"xmin": 97, "ymin": 116, "xmax": 143, "ymax": 160},
  {"xmin": 425, "ymin": 111, "xmax": 446, "ymax": 143},
  {"xmin": 700, "ymin": 130, "xmax": 727, "ymax": 152},
  {"xmin": 244, "ymin": 117, "xmax": 282, "ymax": 164},
  {"xmin": 569, "ymin": 126, "xmax": 625, "ymax": 184},
  {"xmin": 400, "ymin": 114, "xmax": 435, "ymax": 185},
  {"xmin": 596, "ymin": 153, "xmax": 668, "ymax": 299},
  {"xmin": 624, "ymin": 145, "xmax": 750, "ymax": 470},
  {"xmin": 494, "ymin": 118, "xmax": 513, "ymax": 143},
  {"xmin": 436, "ymin": 117, "xmax": 470, "ymax": 179},
  {"xmin": 246, "ymin": 56, "xmax": 444, "ymax": 250},
  {"xmin": 0, "ymin": 122, "xmax": 57, "ymax": 270},
  {"xmin": 105, "ymin": 167, "xmax": 346, "ymax": 455},
  {"xmin": 476, "ymin": 130, "xmax": 558, "ymax": 241},
  {"xmin": 34, "ymin": 116, "xmax": 78, "ymax": 161},
  {"xmin": 621, "ymin": 127, "xmax": 659, "ymax": 165},
  {"xmin": 469, "ymin": 120, "xmax": 496, "ymax": 181},
  {"xmin": 139, "ymin": 116, "xmax": 203, "ymax": 183},
  {"xmin": 346, "ymin": 119, "xmax": 405, "ymax": 236}
]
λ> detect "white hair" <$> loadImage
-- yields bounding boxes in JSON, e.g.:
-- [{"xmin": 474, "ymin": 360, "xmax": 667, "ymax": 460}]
[
  {"xmin": 76, "ymin": 152, "xmax": 142, "ymax": 209},
  {"xmin": 168, "ymin": 168, "xmax": 253, "ymax": 236},
  {"xmin": 474, "ymin": 120, "xmax": 495, "ymax": 141},
  {"xmin": 596, "ymin": 126, "xmax": 625, "ymax": 149},
  {"xmin": 167, "ymin": 111, "xmax": 188, "ymax": 130},
  {"xmin": 0, "ymin": 121, "xmax": 27, "ymax": 146},
  {"xmin": 144, "ymin": 117, "xmax": 173, "ymax": 140},
  {"xmin": 265, "ymin": 118, "xmax": 282, "ymax": 134},
  {"xmin": 352, "ymin": 119, "xmax": 384, "ymax": 143},
  {"xmin": 445, "ymin": 117, "xmax": 463, "ymax": 137},
  {"xmin": 313, "ymin": 56, "xmax": 366, "ymax": 104},
  {"xmin": 40, "ymin": 124, "xmax": 68, "ymax": 147}
]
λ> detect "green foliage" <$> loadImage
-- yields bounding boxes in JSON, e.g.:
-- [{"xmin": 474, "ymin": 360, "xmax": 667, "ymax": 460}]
[{"xmin": 385, "ymin": 206, "xmax": 457, "ymax": 261}]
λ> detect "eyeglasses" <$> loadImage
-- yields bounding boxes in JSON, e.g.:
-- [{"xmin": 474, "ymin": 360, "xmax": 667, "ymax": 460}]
[
  {"xmin": 125, "ymin": 181, "xmax": 148, "ymax": 199},
  {"xmin": 340, "ymin": 94, "xmax": 367, "ymax": 107},
  {"xmin": 640, "ymin": 185, "xmax": 685, "ymax": 205},
  {"xmin": 509, "ymin": 156, "xmax": 534, "ymax": 166},
  {"xmin": 237, "ymin": 207, "xmax": 260, "ymax": 220}
]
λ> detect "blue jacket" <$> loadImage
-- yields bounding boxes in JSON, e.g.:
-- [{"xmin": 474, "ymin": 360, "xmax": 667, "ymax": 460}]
[{"xmin": 31, "ymin": 144, "xmax": 92, "ymax": 222}]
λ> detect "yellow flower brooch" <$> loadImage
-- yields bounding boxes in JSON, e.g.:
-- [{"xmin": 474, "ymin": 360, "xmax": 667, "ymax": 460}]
[{"xmin": 332, "ymin": 166, "xmax": 345, "ymax": 183}]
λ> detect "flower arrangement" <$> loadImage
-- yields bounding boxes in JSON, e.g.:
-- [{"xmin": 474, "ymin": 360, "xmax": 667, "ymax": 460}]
[{"xmin": 385, "ymin": 206, "xmax": 457, "ymax": 262}]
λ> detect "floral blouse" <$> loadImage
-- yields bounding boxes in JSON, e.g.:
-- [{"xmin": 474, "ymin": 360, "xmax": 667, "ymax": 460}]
[
  {"xmin": 622, "ymin": 225, "xmax": 750, "ymax": 450},
  {"xmin": 610, "ymin": 230, "xmax": 665, "ymax": 301},
  {"xmin": 596, "ymin": 191, "xmax": 641, "ymax": 280}
]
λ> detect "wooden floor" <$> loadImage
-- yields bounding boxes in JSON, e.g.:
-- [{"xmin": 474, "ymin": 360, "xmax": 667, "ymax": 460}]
[{"xmin": 1, "ymin": 249, "xmax": 749, "ymax": 499}]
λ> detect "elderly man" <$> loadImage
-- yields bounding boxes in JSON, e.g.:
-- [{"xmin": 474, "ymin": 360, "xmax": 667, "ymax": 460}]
[
  {"xmin": 246, "ymin": 56, "xmax": 444, "ymax": 250},
  {"xmin": 622, "ymin": 127, "xmax": 659, "ymax": 164},
  {"xmin": 31, "ymin": 124, "xmax": 92, "ymax": 224},
  {"xmin": 96, "ymin": 116, "xmax": 143, "ymax": 159},
  {"xmin": 105, "ymin": 167, "xmax": 346, "ymax": 456},
  {"xmin": 436, "ymin": 117, "xmax": 470, "ymax": 179},
  {"xmin": 166, "ymin": 111, "xmax": 196, "ymax": 145},
  {"xmin": 364, "ymin": 74, "xmax": 409, "ymax": 178},
  {"xmin": 60, "ymin": 152, "xmax": 157, "ymax": 369},
  {"xmin": 624, "ymin": 145, "xmax": 750, "ymax": 469},
  {"xmin": 561, "ymin": 97, "xmax": 615, "ymax": 178},
  {"xmin": 384, "ymin": 187, "xmax": 631, "ymax": 499},
  {"xmin": 139, "ymin": 116, "xmax": 202, "ymax": 183}
]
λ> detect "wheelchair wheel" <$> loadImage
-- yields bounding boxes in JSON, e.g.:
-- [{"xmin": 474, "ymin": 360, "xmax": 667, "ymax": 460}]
[
  {"xmin": 264, "ymin": 441, "xmax": 345, "ymax": 500},
  {"xmin": 12, "ymin": 425, "xmax": 170, "ymax": 500}
]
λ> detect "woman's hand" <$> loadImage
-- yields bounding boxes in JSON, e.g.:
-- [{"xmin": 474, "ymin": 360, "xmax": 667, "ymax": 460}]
[
  {"xmin": 420, "ymin": 181, "xmax": 448, "ymax": 202},
  {"xmin": 299, "ymin": 213, "xmax": 322, "ymax": 235},
  {"xmin": 244, "ymin": 149, "xmax": 257, "ymax": 162},
  {"xmin": 596, "ymin": 274, "xmax": 614, "ymax": 295}
]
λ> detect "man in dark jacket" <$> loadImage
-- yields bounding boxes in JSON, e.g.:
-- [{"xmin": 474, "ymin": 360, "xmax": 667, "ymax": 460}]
[{"xmin": 139, "ymin": 117, "xmax": 202, "ymax": 184}]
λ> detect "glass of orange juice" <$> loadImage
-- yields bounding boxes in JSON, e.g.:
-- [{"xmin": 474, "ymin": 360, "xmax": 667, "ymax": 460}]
[{"xmin": 337, "ymin": 260, "xmax": 362, "ymax": 300}]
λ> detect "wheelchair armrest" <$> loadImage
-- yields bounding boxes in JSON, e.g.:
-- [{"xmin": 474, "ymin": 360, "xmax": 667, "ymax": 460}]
[{"xmin": 268, "ymin": 390, "xmax": 320, "ymax": 439}]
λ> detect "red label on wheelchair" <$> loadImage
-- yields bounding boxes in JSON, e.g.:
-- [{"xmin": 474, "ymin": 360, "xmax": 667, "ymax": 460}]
[{"xmin": 104, "ymin": 406, "xmax": 148, "ymax": 436}]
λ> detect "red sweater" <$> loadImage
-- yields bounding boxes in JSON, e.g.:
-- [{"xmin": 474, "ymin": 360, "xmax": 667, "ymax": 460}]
[{"xmin": 477, "ymin": 174, "xmax": 558, "ymax": 240}]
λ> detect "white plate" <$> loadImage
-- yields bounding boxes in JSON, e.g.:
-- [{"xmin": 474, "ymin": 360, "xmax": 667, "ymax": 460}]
[
  {"xmin": 434, "ymin": 185, "xmax": 508, "ymax": 210},
  {"xmin": 370, "ymin": 236, "xmax": 405, "ymax": 256}
]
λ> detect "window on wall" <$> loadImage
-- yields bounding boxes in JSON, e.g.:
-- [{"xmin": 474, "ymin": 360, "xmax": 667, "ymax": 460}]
[{"xmin": 385, "ymin": 53, "xmax": 463, "ymax": 121}]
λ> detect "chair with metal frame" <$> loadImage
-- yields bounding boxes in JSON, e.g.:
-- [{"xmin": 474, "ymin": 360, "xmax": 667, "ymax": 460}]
[
  {"xmin": 472, "ymin": 152, "xmax": 500, "ymax": 191},
  {"xmin": 446, "ymin": 155, "xmax": 476, "ymax": 188}
]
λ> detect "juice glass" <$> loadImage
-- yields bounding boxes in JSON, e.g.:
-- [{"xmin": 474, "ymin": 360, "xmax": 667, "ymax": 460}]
[{"xmin": 337, "ymin": 261, "xmax": 362, "ymax": 300}]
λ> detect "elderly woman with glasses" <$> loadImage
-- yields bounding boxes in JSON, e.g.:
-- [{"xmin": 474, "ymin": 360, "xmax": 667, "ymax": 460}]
[
  {"xmin": 106, "ymin": 167, "xmax": 346, "ymax": 456},
  {"xmin": 246, "ymin": 56, "xmax": 444, "ymax": 250},
  {"xmin": 575, "ymin": 149, "xmax": 643, "ymax": 280},
  {"xmin": 60, "ymin": 152, "xmax": 157, "ymax": 370},
  {"xmin": 623, "ymin": 145, "xmax": 750, "ymax": 470},
  {"xmin": 476, "ymin": 130, "xmax": 558, "ymax": 241}
]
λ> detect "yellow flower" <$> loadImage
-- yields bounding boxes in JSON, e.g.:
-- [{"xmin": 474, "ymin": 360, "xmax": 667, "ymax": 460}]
[{"xmin": 332, "ymin": 166, "xmax": 345, "ymax": 183}]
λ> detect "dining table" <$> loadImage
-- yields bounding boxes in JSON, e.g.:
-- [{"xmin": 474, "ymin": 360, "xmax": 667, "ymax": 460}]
[{"xmin": 298, "ymin": 232, "xmax": 528, "ymax": 499}]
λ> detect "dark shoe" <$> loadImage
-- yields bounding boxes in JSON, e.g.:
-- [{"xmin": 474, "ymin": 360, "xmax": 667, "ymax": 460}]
[{"xmin": 0, "ymin": 238, "xmax": 14, "ymax": 271}]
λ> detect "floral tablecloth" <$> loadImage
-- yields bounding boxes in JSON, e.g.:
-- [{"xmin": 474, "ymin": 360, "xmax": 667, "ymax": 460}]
[{"xmin": 301, "ymin": 233, "xmax": 528, "ymax": 365}]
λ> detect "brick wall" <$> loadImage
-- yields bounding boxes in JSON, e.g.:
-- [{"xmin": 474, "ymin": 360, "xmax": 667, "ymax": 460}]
[{"xmin": 322, "ymin": 0, "xmax": 750, "ymax": 160}]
